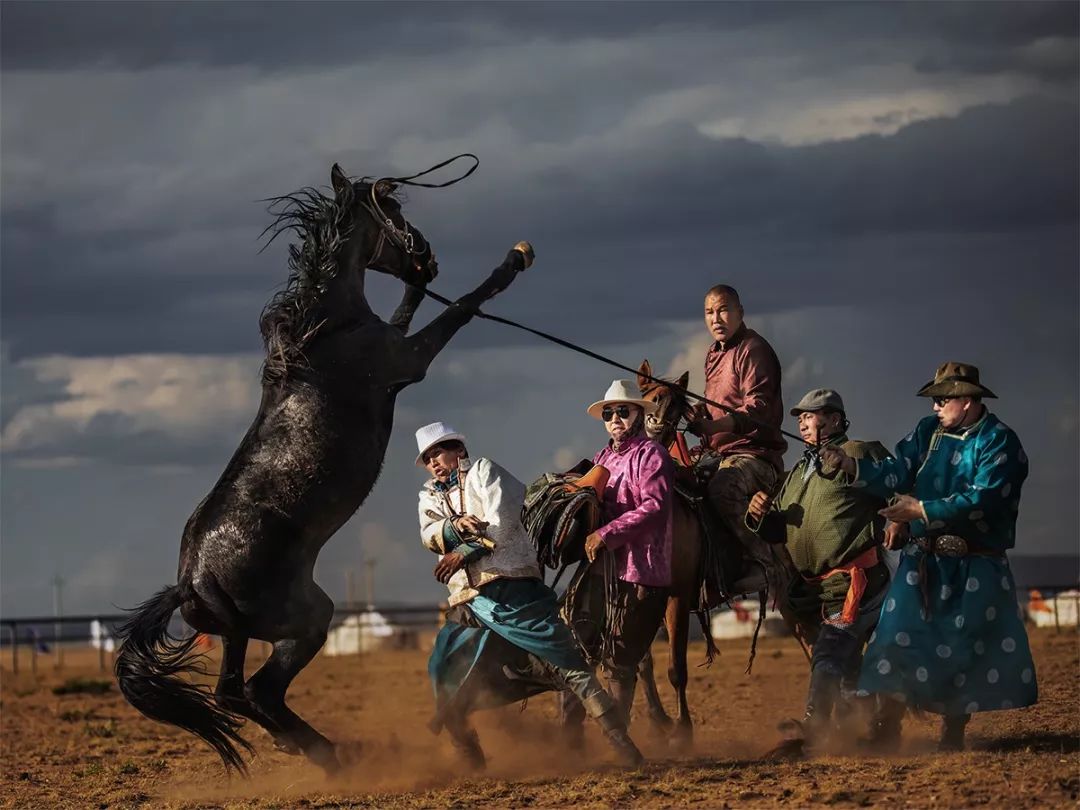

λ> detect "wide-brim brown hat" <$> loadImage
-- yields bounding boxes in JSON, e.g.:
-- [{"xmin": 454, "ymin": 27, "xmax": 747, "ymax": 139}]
[{"xmin": 916, "ymin": 361, "xmax": 997, "ymax": 399}]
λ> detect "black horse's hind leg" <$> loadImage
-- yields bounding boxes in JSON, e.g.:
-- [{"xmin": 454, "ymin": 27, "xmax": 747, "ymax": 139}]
[
  {"xmin": 214, "ymin": 635, "xmax": 249, "ymax": 713},
  {"xmin": 243, "ymin": 589, "xmax": 338, "ymax": 772},
  {"xmin": 214, "ymin": 636, "xmax": 303, "ymax": 756}
]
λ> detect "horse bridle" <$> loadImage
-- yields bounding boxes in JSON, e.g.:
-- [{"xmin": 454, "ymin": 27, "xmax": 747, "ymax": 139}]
[
  {"xmin": 359, "ymin": 153, "xmax": 479, "ymax": 273},
  {"xmin": 641, "ymin": 381, "xmax": 690, "ymax": 448}
]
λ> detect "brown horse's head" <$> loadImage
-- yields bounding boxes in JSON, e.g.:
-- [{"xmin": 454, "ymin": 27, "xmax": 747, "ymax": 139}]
[{"xmin": 637, "ymin": 359, "xmax": 691, "ymax": 447}]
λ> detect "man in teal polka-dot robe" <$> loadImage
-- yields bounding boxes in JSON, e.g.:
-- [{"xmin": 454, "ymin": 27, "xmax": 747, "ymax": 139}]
[{"xmin": 823, "ymin": 362, "xmax": 1036, "ymax": 752}]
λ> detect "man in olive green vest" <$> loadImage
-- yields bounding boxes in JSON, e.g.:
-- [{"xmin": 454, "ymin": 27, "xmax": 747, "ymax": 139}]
[{"xmin": 747, "ymin": 388, "xmax": 894, "ymax": 756}]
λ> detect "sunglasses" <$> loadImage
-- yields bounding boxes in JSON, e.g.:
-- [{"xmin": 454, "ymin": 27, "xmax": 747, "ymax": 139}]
[
  {"xmin": 602, "ymin": 405, "xmax": 633, "ymax": 422},
  {"xmin": 932, "ymin": 396, "xmax": 957, "ymax": 407}
]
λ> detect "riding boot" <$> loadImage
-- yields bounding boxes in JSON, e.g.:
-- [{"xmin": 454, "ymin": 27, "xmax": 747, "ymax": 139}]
[
  {"xmin": 450, "ymin": 726, "xmax": 486, "ymax": 771},
  {"xmin": 938, "ymin": 713, "xmax": 970, "ymax": 752},
  {"xmin": 595, "ymin": 707, "xmax": 645, "ymax": 767},
  {"xmin": 802, "ymin": 665, "xmax": 840, "ymax": 748},
  {"xmin": 859, "ymin": 695, "xmax": 904, "ymax": 753}
]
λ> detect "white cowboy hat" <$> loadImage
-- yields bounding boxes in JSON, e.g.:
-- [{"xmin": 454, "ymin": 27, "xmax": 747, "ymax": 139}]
[
  {"xmin": 414, "ymin": 421, "xmax": 467, "ymax": 467},
  {"xmin": 586, "ymin": 379, "xmax": 659, "ymax": 420}
]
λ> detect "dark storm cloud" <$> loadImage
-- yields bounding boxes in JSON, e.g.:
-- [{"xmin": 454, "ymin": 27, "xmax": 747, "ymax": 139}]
[
  {"xmin": 0, "ymin": 2, "xmax": 806, "ymax": 72},
  {"xmin": 4, "ymin": 2, "xmax": 1075, "ymax": 77},
  {"xmin": 3, "ymin": 94, "xmax": 1075, "ymax": 358},
  {"xmin": 2, "ymin": 2, "xmax": 1077, "ymax": 612}
]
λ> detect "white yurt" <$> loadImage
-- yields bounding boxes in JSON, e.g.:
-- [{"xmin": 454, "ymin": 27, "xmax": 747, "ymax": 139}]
[
  {"xmin": 710, "ymin": 598, "xmax": 790, "ymax": 640},
  {"xmin": 323, "ymin": 611, "xmax": 396, "ymax": 656}
]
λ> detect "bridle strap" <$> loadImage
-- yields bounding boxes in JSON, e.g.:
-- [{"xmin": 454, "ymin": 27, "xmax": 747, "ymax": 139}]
[{"xmin": 362, "ymin": 153, "xmax": 479, "ymax": 257}]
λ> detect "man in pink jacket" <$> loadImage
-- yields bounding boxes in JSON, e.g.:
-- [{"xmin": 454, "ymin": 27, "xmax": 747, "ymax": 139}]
[{"xmin": 563, "ymin": 379, "xmax": 675, "ymax": 730}]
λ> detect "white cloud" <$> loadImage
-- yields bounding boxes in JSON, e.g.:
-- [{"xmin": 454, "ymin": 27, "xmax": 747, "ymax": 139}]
[
  {"xmin": 1, "ymin": 352, "xmax": 262, "ymax": 465},
  {"xmin": 553, "ymin": 443, "xmax": 591, "ymax": 472},
  {"xmin": 696, "ymin": 74, "xmax": 1038, "ymax": 145}
]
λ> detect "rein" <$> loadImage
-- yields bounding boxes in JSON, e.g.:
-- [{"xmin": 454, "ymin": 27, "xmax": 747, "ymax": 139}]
[
  {"xmin": 371, "ymin": 153, "xmax": 811, "ymax": 448},
  {"xmin": 406, "ymin": 281, "xmax": 812, "ymax": 448},
  {"xmin": 363, "ymin": 154, "xmax": 479, "ymax": 261}
]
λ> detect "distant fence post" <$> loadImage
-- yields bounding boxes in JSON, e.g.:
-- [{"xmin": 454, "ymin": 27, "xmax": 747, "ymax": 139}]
[
  {"xmin": 7, "ymin": 624, "xmax": 17, "ymax": 675},
  {"xmin": 97, "ymin": 617, "xmax": 106, "ymax": 672}
]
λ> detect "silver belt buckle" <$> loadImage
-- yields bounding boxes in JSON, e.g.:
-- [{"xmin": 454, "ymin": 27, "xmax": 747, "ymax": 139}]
[{"xmin": 936, "ymin": 535, "xmax": 968, "ymax": 557}]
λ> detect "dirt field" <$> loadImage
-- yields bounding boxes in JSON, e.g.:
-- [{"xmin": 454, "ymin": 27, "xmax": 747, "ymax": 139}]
[{"xmin": 2, "ymin": 628, "xmax": 1077, "ymax": 809}]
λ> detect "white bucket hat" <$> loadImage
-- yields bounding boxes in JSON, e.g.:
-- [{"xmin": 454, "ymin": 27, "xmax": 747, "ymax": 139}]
[
  {"xmin": 414, "ymin": 421, "xmax": 466, "ymax": 467},
  {"xmin": 586, "ymin": 379, "xmax": 659, "ymax": 420}
]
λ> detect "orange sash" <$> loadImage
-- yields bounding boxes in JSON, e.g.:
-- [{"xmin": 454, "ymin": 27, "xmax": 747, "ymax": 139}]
[{"xmin": 809, "ymin": 545, "xmax": 880, "ymax": 626}]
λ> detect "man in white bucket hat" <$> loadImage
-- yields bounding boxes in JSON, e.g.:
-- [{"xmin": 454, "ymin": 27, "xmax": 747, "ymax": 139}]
[
  {"xmin": 561, "ymin": 380, "xmax": 674, "ymax": 735},
  {"xmin": 414, "ymin": 421, "xmax": 643, "ymax": 769}
]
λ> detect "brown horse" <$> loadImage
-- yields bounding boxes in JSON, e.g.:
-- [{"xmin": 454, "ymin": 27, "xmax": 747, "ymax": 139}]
[
  {"xmin": 632, "ymin": 359, "xmax": 715, "ymax": 749},
  {"xmin": 633, "ymin": 359, "xmax": 800, "ymax": 749}
]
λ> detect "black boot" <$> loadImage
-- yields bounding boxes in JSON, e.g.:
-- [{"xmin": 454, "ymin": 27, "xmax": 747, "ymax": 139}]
[
  {"xmin": 938, "ymin": 713, "xmax": 970, "ymax": 752},
  {"xmin": 803, "ymin": 665, "xmax": 840, "ymax": 748},
  {"xmin": 859, "ymin": 695, "xmax": 904, "ymax": 753},
  {"xmin": 595, "ymin": 708, "xmax": 645, "ymax": 767},
  {"xmin": 449, "ymin": 726, "xmax": 486, "ymax": 770},
  {"xmin": 763, "ymin": 718, "xmax": 809, "ymax": 761}
]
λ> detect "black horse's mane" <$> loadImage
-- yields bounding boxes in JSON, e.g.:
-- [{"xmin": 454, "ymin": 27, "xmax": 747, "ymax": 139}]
[
  {"xmin": 258, "ymin": 183, "xmax": 357, "ymax": 383},
  {"xmin": 257, "ymin": 179, "xmax": 402, "ymax": 384}
]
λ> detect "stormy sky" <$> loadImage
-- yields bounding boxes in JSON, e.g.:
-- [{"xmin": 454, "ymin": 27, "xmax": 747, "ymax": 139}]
[{"xmin": 2, "ymin": 2, "xmax": 1077, "ymax": 617}]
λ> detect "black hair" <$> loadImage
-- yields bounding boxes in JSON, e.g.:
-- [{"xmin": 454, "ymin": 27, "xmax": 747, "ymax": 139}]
[
  {"xmin": 822, "ymin": 408, "xmax": 850, "ymax": 433},
  {"xmin": 704, "ymin": 284, "xmax": 741, "ymax": 306}
]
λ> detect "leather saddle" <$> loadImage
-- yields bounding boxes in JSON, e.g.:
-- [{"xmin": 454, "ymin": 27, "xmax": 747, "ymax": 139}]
[{"xmin": 522, "ymin": 462, "xmax": 609, "ymax": 570}]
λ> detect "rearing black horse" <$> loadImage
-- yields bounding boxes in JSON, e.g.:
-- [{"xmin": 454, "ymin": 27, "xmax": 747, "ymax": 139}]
[{"xmin": 114, "ymin": 163, "xmax": 533, "ymax": 774}]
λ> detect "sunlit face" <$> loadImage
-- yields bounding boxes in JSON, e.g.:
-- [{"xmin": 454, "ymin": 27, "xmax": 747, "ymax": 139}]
[
  {"xmin": 932, "ymin": 396, "xmax": 977, "ymax": 430},
  {"xmin": 797, "ymin": 410, "xmax": 843, "ymax": 445},
  {"xmin": 603, "ymin": 403, "xmax": 643, "ymax": 443},
  {"xmin": 704, "ymin": 292, "xmax": 744, "ymax": 343},
  {"xmin": 422, "ymin": 442, "xmax": 466, "ymax": 483}
]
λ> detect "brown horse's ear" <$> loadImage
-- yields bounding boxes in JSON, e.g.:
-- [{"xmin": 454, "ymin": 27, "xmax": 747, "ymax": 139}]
[
  {"xmin": 330, "ymin": 164, "xmax": 351, "ymax": 198},
  {"xmin": 676, "ymin": 371, "xmax": 690, "ymax": 389},
  {"xmin": 637, "ymin": 359, "xmax": 653, "ymax": 391}
]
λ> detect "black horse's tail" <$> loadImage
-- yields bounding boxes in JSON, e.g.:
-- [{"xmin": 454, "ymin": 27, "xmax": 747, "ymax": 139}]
[{"xmin": 114, "ymin": 585, "xmax": 252, "ymax": 773}]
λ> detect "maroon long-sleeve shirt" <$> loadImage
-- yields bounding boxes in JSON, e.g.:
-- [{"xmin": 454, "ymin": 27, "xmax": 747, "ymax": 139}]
[{"xmin": 703, "ymin": 323, "xmax": 787, "ymax": 471}]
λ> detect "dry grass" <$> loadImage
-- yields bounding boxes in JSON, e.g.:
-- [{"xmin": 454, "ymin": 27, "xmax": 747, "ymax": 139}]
[{"xmin": 2, "ymin": 629, "xmax": 1076, "ymax": 808}]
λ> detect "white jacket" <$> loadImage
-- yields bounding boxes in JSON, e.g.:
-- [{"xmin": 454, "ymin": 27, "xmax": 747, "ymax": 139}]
[{"xmin": 418, "ymin": 457, "xmax": 542, "ymax": 606}]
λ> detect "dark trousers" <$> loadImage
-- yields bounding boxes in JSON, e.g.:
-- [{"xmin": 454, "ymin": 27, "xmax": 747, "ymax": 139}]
[
  {"xmin": 806, "ymin": 623, "xmax": 867, "ymax": 730},
  {"xmin": 561, "ymin": 571, "xmax": 668, "ymax": 726}
]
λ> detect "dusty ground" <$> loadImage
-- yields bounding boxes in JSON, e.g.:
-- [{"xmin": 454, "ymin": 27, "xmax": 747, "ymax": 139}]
[{"xmin": 2, "ymin": 629, "xmax": 1077, "ymax": 809}]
